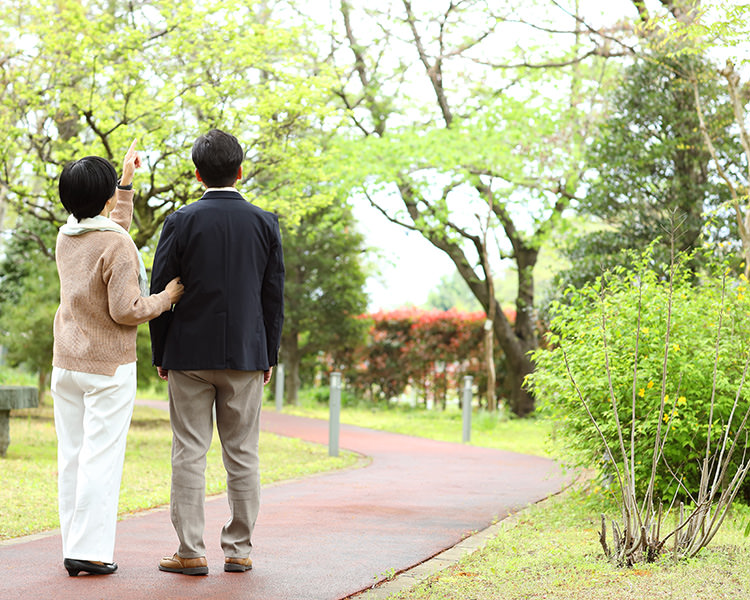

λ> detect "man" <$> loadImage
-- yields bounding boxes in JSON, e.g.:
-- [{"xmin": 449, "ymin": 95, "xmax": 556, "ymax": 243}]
[{"xmin": 149, "ymin": 129, "xmax": 284, "ymax": 576}]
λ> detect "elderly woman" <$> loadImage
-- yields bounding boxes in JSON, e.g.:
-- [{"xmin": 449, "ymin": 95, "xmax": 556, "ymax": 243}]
[{"xmin": 52, "ymin": 141, "xmax": 183, "ymax": 577}]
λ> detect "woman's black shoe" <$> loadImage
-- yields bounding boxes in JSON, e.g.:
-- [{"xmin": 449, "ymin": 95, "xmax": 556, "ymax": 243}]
[{"xmin": 64, "ymin": 558, "xmax": 118, "ymax": 576}]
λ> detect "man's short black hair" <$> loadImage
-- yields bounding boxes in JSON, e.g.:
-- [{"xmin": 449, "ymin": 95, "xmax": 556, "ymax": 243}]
[
  {"xmin": 192, "ymin": 129, "xmax": 244, "ymax": 188},
  {"xmin": 58, "ymin": 156, "xmax": 118, "ymax": 221}
]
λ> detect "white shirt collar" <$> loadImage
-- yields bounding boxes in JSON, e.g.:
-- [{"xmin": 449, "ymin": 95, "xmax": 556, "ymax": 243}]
[{"xmin": 204, "ymin": 186, "xmax": 238, "ymax": 193}]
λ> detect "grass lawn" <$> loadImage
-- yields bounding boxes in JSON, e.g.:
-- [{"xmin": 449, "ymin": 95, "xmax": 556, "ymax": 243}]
[
  {"xmin": 386, "ymin": 485, "xmax": 750, "ymax": 600},
  {"xmin": 1, "ymin": 401, "xmax": 358, "ymax": 540},
  {"xmin": 274, "ymin": 396, "xmax": 555, "ymax": 458}
]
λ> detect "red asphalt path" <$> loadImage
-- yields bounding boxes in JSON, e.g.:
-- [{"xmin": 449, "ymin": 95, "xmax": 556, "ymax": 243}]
[{"xmin": 1, "ymin": 409, "xmax": 569, "ymax": 600}]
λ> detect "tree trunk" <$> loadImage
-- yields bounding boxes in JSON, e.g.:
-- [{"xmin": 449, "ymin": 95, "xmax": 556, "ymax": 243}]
[
  {"xmin": 281, "ymin": 331, "xmax": 301, "ymax": 406},
  {"xmin": 481, "ymin": 212, "xmax": 497, "ymax": 412},
  {"xmin": 37, "ymin": 369, "xmax": 47, "ymax": 407},
  {"xmin": 403, "ymin": 223, "xmax": 539, "ymax": 417}
]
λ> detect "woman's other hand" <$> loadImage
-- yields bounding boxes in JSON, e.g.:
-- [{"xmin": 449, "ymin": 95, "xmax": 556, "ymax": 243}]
[{"xmin": 165, "ymin": 277, "xmax": 184, "ymax": 304}]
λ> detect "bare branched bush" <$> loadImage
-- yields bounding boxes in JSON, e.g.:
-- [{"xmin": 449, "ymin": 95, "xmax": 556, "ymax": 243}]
[{"xmin": 531, "ymin": 240, "xmax": 750, "ymax": 566}]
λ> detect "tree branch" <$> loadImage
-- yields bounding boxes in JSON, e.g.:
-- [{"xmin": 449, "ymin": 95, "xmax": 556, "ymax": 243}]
[{"xmin": 402, "ymin": 0, "xmax": 453, "ymax": 126}]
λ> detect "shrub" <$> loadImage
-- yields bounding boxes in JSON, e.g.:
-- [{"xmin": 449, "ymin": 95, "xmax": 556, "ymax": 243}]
[
  {"xmin": 528, "ymin": 247, "xmax": 750, "ymax": 563},
  {"xmin": 336, "ymin": 307, "xmax": 515, "ymax": 408}
]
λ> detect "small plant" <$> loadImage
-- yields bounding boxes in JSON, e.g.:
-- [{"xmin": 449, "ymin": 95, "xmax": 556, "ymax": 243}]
[{"xmin": 530, "ymin": 242, "xmax": 750, "ymax": 565}]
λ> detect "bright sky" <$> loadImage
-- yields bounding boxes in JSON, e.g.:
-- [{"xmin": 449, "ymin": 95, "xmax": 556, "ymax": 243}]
[{"xmin": 355, "ymin": 200, "xmax": 456, "ymax": 311}]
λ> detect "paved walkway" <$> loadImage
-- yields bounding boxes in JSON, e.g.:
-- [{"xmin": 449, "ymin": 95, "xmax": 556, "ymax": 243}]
[{"xmin": 1, "ymin": 409, "xmax": 569, "ymax": 600}]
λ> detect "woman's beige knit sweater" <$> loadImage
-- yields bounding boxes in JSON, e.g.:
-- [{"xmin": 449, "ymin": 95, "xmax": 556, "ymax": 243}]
[{"xmin": 53, "ymin": 189, "xmax": 172, "ymax": 376}]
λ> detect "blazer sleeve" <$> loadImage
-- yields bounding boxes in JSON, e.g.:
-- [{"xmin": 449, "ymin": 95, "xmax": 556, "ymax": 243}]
[
  {"xmin": 262, "ymin": 214, "xmax": 285, "ymax": 367},
  {"xmin": 149, "ymin": 214, "xmax": 180, "ymax": 366}
]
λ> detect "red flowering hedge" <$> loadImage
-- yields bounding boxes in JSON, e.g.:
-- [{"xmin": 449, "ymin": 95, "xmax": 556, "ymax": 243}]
[{"xmin": 332, "ymin": 307, "xmax": 516, "ymax": 407}]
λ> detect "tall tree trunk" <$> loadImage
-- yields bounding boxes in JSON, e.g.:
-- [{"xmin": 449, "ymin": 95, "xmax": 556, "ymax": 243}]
[
  {"xmin": 508, "ymin": 246, "xmax": 539, "ymax": 418},
  {"xmin": 37, "ymin": 369, "xmax": 47, "ymax": 407},
  {"xmin": 481, "ymin": 210, "xmax": 496, "ymax": 412},
  {"xmin": 281, "ymin": 330, "xmax": 301, "ymax": 406},
  {"xmin": 422, "ymin": 231, "xmax": 537, "ymax": 416}
]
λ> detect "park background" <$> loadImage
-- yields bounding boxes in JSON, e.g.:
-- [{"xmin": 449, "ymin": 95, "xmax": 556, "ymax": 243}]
[{"xmin": 5, "ymin": 0, "xmax": 750, "ymax": 598}]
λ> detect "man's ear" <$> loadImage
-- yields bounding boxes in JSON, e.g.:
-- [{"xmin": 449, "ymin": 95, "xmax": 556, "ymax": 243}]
[
  {"xmin": 195, "ymin": 169, "xmax": 203, "ymax": 182},
  {"xmin": 236, "ymin": 166, "xmax": 242, "ymax": 182}
]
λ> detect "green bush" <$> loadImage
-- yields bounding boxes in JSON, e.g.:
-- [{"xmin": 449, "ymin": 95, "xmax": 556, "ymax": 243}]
[{"xmin": 529, "ymin": 250, "xmax": 750, "ymax": 502}]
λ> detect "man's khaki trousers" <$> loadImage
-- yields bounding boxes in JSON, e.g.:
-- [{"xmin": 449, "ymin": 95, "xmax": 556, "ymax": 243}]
[{"xmin": 167, "ymin": 369, "xmax": 263, "ymax": 559}]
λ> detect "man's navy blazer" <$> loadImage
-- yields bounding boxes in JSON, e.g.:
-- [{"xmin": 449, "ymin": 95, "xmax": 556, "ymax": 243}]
[{"xmin": 149, "ymin": 190, "xmax": 284, "ymax": 371}]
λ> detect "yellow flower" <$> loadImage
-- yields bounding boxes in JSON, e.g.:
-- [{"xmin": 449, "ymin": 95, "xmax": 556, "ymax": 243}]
[
  {"xmin": 642, "ymin": 327, "xmax": 650, "ymax": 335},
  {"xmin": 638, "ymin": 388, "xmax": 645, "ymax": 398},
  {"xmin": 672, "ymin": 343, "xmax": 680, "ymax": 352},
  {"xmin": 739, "ymin": 293, "xmax": 745, "ymax": 302},
  {"xmin": 664, "ymin": 394, "xmax": 669, "ymax": 403},
  {"xmin": 647, "ymin": 380, "xmax": 654, "ymax": 389},
  {"xmin": 663, "ymin": 413, "xmax": 670, "ymax": 422},
  {"xmin": 677, "ymin": 396, "xmax": 687, "ymax": 406},
  {"xmin": 742, "ymin": 273, "xmax": 749, "ymax": 282}
]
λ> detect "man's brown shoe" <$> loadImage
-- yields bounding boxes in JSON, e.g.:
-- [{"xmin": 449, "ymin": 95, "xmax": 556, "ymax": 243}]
[
  {"xmin": 159, "ymin": 553, "xmax": 208, "ymax": 575},
  {"xmin": 224, "ymin": 556, "xmax": 253, "ymax": 572}
]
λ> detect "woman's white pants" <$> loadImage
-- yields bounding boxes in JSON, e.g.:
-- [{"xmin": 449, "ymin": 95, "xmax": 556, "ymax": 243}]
[{"xmin": 51, "ymin": 362, "xmax": 136, "ymax": 562}]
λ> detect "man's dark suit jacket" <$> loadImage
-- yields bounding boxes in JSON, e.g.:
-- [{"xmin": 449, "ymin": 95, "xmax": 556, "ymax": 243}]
[{"xmin": 149, "ymin": 189, "xmax": 284, "ymax": 371}]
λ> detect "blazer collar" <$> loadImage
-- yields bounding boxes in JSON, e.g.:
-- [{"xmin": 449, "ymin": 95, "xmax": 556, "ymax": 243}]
[{"xmin": 200, "ymin": 189, "xmax": 244, "ymax": 201}]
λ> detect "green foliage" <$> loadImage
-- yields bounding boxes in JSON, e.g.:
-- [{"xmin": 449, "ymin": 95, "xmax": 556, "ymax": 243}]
[
  {"xmin": 0, "ymin": 219, "xmax": 58, "ymax": 384},
  {"xmin": 425, "ymin": 270, "xmax": 481, "ymax": 312},
  {"xmin": 556, "ymin": 50, "xmax": 737, "ymax": 291},
  {"xmin": 529, "ymin": 249, "xmax": 750, "ymax": 502},
  {"xmin": 0, "ymin": 0, "xmax": 340, "ymax": 250},
  {"xmin": 135, "ymin": 325, "xmax": 160, "ymax": 389},
  {"xmin": 0, "ymin": 0, "xmax": 344, "ymax": 388},
  {"xmin": 280, "ymin": 197, "xmax": 370, "ymax": 400},
  {"xmin": 297, "ymin": 385, "xmax": 362, "ymax": 409},
  {"xmin": 0, "ymin": 366, "xmax": 36, "ymax": 386}
]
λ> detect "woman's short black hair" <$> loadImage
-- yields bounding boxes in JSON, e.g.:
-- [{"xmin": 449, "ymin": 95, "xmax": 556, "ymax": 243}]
[
  {"xmin": 191, "ymin": 129, "xmax": 243, "ymax": 188},
  {"xmin": 59, "ymin": 156, "xmax": 118, "ymax": 221}
]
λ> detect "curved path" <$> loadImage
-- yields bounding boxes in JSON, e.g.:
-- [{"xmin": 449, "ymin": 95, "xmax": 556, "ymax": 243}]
[{"xmin": 0, "ymin": 409, "xmax": 568, "ymax": 600}]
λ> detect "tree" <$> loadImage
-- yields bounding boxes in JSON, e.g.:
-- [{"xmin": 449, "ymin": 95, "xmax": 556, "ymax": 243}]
[
  {"xmin": 555, "ymin": 50, "xmax": 736, "ymax": 291},
  {"xmin": 0, "ymin": 0, "xmax": 338, "ymax": 254},
  {"xmin": 280, "ymin": 198, "xmax": 370, "ymax": 404},
  {"xmin": 320, "ymin": 0, "xmax": 726, "ymax": 415},
  {"xmin": 328, "ymin": 0, "xmax": 640, "ymax": 416},
  {"xmin": 0, "ymin": 217, "xmax": 58, "ymax": 402},
  {"xmin": 630, "ymin": 2, "xmax": 750, "ymax": 275},
  {"xmin": 0, "ymin": 0, "xmax": 343, "ymax": 384}
]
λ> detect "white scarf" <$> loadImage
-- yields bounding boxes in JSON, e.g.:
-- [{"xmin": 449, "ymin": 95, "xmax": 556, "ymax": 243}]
[{"xmin": 60, "ymin": 214, "xmax": 149, "ymax": 296}]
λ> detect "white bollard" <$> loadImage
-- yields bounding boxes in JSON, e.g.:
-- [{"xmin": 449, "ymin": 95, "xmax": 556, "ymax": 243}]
[
  {"xmin": 329, "ymin": 372, "xmax": 342, "ymax": 457},
  {"xmin": 275, "ymin": 364, "xmax": 285, "ymax": 411},
  {"xmin": 462, "ymin": 376, "xmax": 473, "ymax": 443}
]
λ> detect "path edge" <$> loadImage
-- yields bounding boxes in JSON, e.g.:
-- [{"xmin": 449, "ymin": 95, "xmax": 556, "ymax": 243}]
[{"xmin": 346, "ymin": 474, "xmax": 582, "ymax": 600}]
